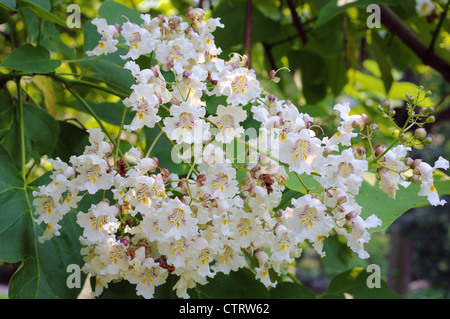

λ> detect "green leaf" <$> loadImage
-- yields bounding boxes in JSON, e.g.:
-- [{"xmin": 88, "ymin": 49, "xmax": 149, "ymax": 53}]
[
  {"xmin": 0, "ymin": 90, "xmax": 13, "ymax": 141},
  {"xmin": 315, "ymin": 0, "xmax": 403, "ymax": 28},
  {"xmin": 0, "ymin": 44, "xmax": 61, "ymax": 73},
  {"xmin": 270, "ymin": 281, "xmax": 316, "ymax": 299},
  {"xmin": 17, "ymin": 0, "xmax": 66, "ymax": 26},
  {"xmin": 0, "ymin": 145, "xmax": 86, "ymax": 298},
  {"xmin": 356, "ymin": 172, "xmax": 450, "ymax": 233},
  {"xmin": 98, "ymin": 0, "xmax": 142, "ymax": 25},
  {"xmin": 0, "ymin": 0, "xmax": 16, "ymax": 10},
  {"xmin": 195, "ymin": 268, "xmax": 271, "ymax": 299},
  {"xmin": 369, "ymin": 32, "xmax": 393, "ymax": 95},
  {"xmin": 53, "ymin": 121, "xmax": 89, "ymax": 163},
  {"xmin": 320, "ymin": 267, "xmax": 403, "ymax": 299},
  {"xmin": 1, "ymin": 104, "xmax": 59, "ymax": 169},
  {"xmin": 284, "ymin": 171, "xmax": 323, "ymax": 195}
]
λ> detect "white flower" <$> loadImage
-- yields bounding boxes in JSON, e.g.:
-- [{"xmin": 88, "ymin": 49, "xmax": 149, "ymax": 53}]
[
  {"xmin": 316, "ymin": 148, "xmax": 368, "ymax": 195},
  {"xmin": 86, "ymin": 18, "xmax": 119, "ymax": 56},
  {"xmin": 283, "ymin": 194, "xmax": 333, "ymax": 256},
  {"xmin": 213, "ymin": 66, "xmax": 261, "ymax": 106},
  {"xmin": 201, "ymin": 163, "xmax": 239, "ymax": 198},
  {"xmin": 378, "ymin": 145, "xmax": 411, "ymax": 199},
  {"xmin": 211, "ymin": 241, "xmax": 245, "ymax": 275},
  {"xmin": 156, "ymin": 37, "xmax": 197, "ymax": 75},
  {"xmin": 156, "ymin": 197, "xmax": 198, "ymax": 240},
  {"xmin": 328, "ymin": 102, "xmax": 366, "ymax": 147},
  {"xmin": 123, "ymin": 83, "xmax": 161, "ymax": 131},
  {"xmin": 120, "ymin": 22, "xmax": 156, "ymax": 60},
  {"xmin": 254, "ymin": 250, "xmax": 277, "ymax": 288},
  {"xmin": 163, "ymin": 101, "xmax": 210, "ymax": 144},
  {"xmin": 208, "ymin": 104, "xmax": 247, "ymax": 143},
  {"xmin": 415, "ymin": 0, "xmax": 435, "ymax": 17},
  {"xmin": 342, "ymin": 214, "xmax": 382, "ymax": 259},
  {"xmin": 126, "ymin": 247, "xmax": 168, "ymax": 299},
  {"xmin": 76, "ymin": 201, "xmax": 120, "ymax": 243},
  {"xmin": 416, "ymin": 156, "xmax": 449, "ymax": 206},
  {"xmin": 279, "ymin": 129, "xmax": 322, "ymax": 175},
  {"xmin": 70, "ymin": 154, "xmax": 114, "ymax": 195}
]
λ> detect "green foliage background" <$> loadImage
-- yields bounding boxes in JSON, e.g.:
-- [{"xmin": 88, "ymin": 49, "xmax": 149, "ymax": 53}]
[{"xmin": 0, "ymin": 0, "xmax": 449, "ymax": 299}]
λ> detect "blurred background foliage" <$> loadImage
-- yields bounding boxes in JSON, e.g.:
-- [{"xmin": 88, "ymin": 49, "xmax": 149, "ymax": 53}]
[{"xmin": 0, "ymin": 0, "xmax": 449, "ymax": 298}]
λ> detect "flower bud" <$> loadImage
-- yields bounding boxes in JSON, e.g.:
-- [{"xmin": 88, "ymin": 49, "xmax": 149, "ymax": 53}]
[
  {"xmin": 422, "ymin": 136, "xmax": 433, "ymax": 145},
  {"xmin": 414, "ymin": 128, "xmax": 427, "ymax": 140},
  {"xmin": 409, "ymin": 174, "xmax": 421, "ymax": 184},
  {"xmin": 425, "ymin": 116, "xmax": 435, "ymax": 123},
  {"xmin": 403, "ymin": 157, "xmax": 413, "ymax": 166},
  {"xmin": 406, "ymin": 93, "xmax": 415, "ymax": 102},
  {"xmin": 361, "ymin": 113, "xmax": 369, "ymax": 125},
  {"xmin": 346, "ymin": 211, "xmax": 359, "ymax": 220},
  {"xmin": 140, "ymin": 157, "xmax": 158, "ymax": 173},
  {"xmin": 425, "ymin": 90, "xmax": 432, "ymax": 98},
  {"xmin": 410, "ymin": 158, "xmax": 422, "ymax": 169},
  {"xmin": 399, "ymin": 134, "xmax": 407, "ymax": 143},
  {"xmin": 381, "ymin": 99, "xmax": 390, "ymax": 109},
  {"xmin": 356, "ymin": 146, "xmax": 366, "ymax": 157},
  {"xmin": 196, "ymin": 173, "xmax": 206, "ymax": 187},
  {"xmin": 375, "ymin": 146, "xmax": 385, "ymax": 157},
  {"xmin": 370, "ymin": 123, "xmax": 379, "ymax": 131},
  {"xmin": 102, "ymin": 141, "xmax": 114, "ymax": 156},
  {"xmin": 160, "ymin": 168, "xmax": 170, "ymax": 182}
]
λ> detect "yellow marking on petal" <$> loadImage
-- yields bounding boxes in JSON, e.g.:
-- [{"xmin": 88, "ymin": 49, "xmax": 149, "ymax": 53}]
[{"xmin": 430, "ymin": 184, "xmax": 436, "ymax": 192}]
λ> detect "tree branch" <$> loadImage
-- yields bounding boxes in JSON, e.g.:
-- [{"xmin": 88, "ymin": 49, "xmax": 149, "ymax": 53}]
[
  {"xmin": 286, "ymin": 0, "xmax": 307, "ymax": 45},
  {"xmin": 379, "ymin": 5, "xmax": 450, "ymax": 83}
]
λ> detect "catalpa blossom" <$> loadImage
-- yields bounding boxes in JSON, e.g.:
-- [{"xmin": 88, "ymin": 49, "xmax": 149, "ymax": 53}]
[
  {"xmin": 378, "ymin": 145, "xmax": 411, "ymax": 199},
  {"xmin": 86, "ymin": 18, "xmax": 119, "ymax": 56},
  {"xmin": 163, "ymin": 101, "xmax": 210, "ymax": 144},
  {"xmin": 214, "ymin": 66, "xmax": 261, "ymax": 106},
  {"xmin": 316, "ymin": 148, "xmax": 368, "ymax": 195},
  {"xmin": 76, "ymin": 201, "xmax": 120, "ymax": 243},
  {"xmin": 123, "ymin": 83, "xmax": 161, "ymax": 131},
  {"xmin": 415, "ymin": 0, "xmax": 435, "ymax": 17},
  {"xmin": 201, "ymin": 162, "xmax": 239, "ymax": 199},
  {"xmin": 208, "ymin": 104, "xmax": 247, "ymax": 143},
  {"xmin": 283, "ymin": 194, "xmax": 334, "ymax": 256},
  {"xmin": 120, "ymin": 21, "xmax": 156, "ymax": 60},
  {"xmin": 327, "ymin": 102, "xmax": 367, "ymax": 148},
  {"xmin": 416, "ymin": 156, "xmax": 449, "ymax": 206},
  {"xmin": 279, "ymin": 129, "xmax": 323, "ymax": 175}
]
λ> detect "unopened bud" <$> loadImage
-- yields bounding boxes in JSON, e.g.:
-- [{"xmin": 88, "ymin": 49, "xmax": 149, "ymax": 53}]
[
  {"xmin": 370, "ymin": 123, "xmax": 379, "ymax": 131},
  {"xmin": 422, "ymin": 136, "xmax": 433, "ymax": 145},
  {"xmin": 196, "ymin": 173, "xmax": 206, "ymax": 187},
  {"xmin": 403, "ymin": 157, "xmax": 413, "ymax": 166},
  {"xmin": 381, "ymin": 99, "xmax": 390, "ymax": 109},
  {"xmin": 361, "ymin": 113, "xmax": 369, "ymax": 125},
  {"xmin": 426, "ymin": 116, "xmax": 435, "ymax": 123},
  {"xmin": 140, "ymin": 157, "xmax": 158, "ymax": 173},
  {"xmin": 425, "ymin": 90, "xmax": 432, "ymax": 98},
  {"xmin": 409, "ymin": 174, "xmax": 421, "ymax": 184},
  {"xmin": 267, "ymin": 94, "xmax": 277, "ymax": 103},
  {"xmin": 356, "ymin": 147, "xmax": 366, "ymax": 157},
  {"xmin": 346, "ymin": 211, "xmax": 358, "ymax": 220},
  {"xmin": 414, "ymin": 128, "xmax": 427, "ymax": 140},
  {"xmin": 160, "ymin": 168, "xmax": 170, "ymax": 182},
  {"xmin": 399, "ymin": 134, "xmax": 407, "ymax": 143},
  {"xmin": 410, "ymin": 159, "xmax": 422, "ymax": 169},
  {"xmin": 375, "ymin": 146, "xmax": 385, "ymax": 157},
  {"xmin": 406, "ymin": 93, "xmax": 415, "ymax": 102}
]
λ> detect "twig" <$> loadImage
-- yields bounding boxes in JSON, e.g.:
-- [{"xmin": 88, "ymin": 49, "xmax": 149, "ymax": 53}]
[
  {"xmin": 379, "ymin": 4, "xmax": 450, "ymax": 83},
  {"xmin": 286, "ymin": 0, "xmax": 308, "ymax": 45},
  {"xmin": 244, "ymin": 0, "xmax": 253, "ymax": 68}
]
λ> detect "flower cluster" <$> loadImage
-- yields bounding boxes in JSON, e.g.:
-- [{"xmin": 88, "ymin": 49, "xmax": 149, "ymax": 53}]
[{"xmin": 33, "ymin": 8, "xmax": 449, "ymax": 299}]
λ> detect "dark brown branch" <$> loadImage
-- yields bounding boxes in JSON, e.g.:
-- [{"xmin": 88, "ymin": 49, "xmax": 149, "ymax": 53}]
[
  {"xmin": 379, "ymin": 5, "xmax": 450, "ymax": 83},
  {"xmin": 286, "ymin": 0, "xmax": 307, "ymax": 45},
  {"xmin": 262, "ymin": 42, "xmax": 277, "ymax": 71}
]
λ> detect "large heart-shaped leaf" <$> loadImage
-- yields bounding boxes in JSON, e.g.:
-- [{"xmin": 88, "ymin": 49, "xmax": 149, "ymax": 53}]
[{"xmin": 0, "ymin": 145, "xmax": 86, "ymax": 298}]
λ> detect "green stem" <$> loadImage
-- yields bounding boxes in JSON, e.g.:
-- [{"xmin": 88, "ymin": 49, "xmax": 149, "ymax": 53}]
[
  {"xmin": 78, "ymin": 54, "xmax": 104, "ymax": 80},
  {"xmin": 115, "ymin": 106, "xmax": 128, "ymax": 163},
  {"xmin": 145, "ymin": 129, "xmax": 164, "ymax": 158},
  {"xmin": 65, "ymin": 84, "xmax": 123, "ymax": 158},
  {"xmin": 37, "ymin": 18, "xmax": 42, "ymax": 45},
  {"xmin": 16, "ymin": 78, "xmax": 26, "ymax": 184},
  {"xmin": 294, "ymin": 172, "xmax": 310, "ymax": 193}
]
